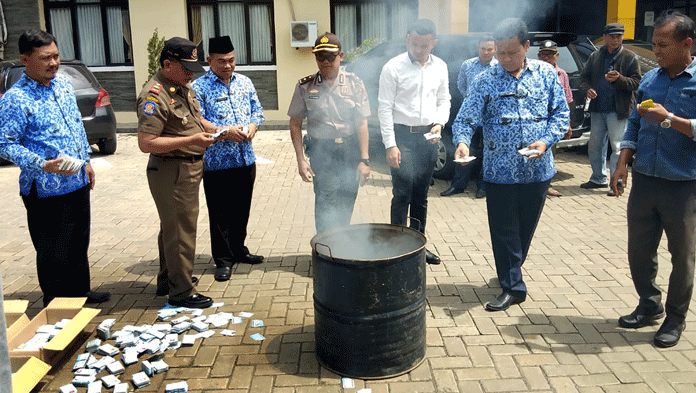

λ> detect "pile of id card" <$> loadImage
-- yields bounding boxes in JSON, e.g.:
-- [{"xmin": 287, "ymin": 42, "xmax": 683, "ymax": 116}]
[{"xmin": 58, "ymin": 153, "xmax": 85, "ymax": 172}]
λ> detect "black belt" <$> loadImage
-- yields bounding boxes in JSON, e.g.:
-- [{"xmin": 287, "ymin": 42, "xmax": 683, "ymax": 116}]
[
  {"xmin": 395, "ymin": 124, "xmax": 432, "ymax": 133},
  {"xmin": 152, "ymin": 154, "xmax": 203, "ymax": 162}
]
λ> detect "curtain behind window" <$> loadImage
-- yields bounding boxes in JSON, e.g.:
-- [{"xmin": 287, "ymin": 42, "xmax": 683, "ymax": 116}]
[
  {"xmin": 249, "ymin": 5, "xmax": 272, "ymax": 62},
  {"xmin": 334, "ymin": 5, "xmax": 357, "ymax": 52},
  {"xmin": 391, "ymin": 2, "xmax": 416, "ymax": 39},
  {"xmin": 360, "ymin": 2, "xmax": 387, "ymax": 44},
  {"xmin": 106, "ymin": 7, "xmax": 125, "ymax": 63},
  {"xmin": 49, "ymin": 8, "xmax": 75, "ymax": 60},
  {"xmin": 76, "ymin": 4, "xmax": 105, "ymax": 65},
  {"xmin": 219, "ymin": 2, "xmax": 247, "ymax": 64},
  {"xmin": 200, "ymin": 5, "xmax": 215, "ymax": 58}
]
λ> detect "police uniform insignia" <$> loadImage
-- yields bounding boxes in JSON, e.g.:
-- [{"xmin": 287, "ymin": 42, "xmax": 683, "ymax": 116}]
[
  {"xmin": 191, "ymin": 48, "xmax": 198, "ymax": 59},
  {"xmin": 341, "ymin": 86, "xmax": 350, "ymax": 95},
  {"xmin": 169, "ymin": 87, "xmax": 176, "ymax": 93},
  {"xmin": 299, "ymin": 74, "xmax": 316, "ymax": 85},
  {"xmin": 170, "ymin": 98, "xmax": 176, "ymax": 105},
  {"xmin": 143, "ymin": 100, "xmax": 157, "ymax": 116},
  {"xmin": 149, "ymin": 83, "xmax": 162, "ymax": 95},
  {"xmin": 146, "ymin": 96, "xmax": 159, "ymax": 103},
  {"xmin": 309, "ymin": 89, "xmax": 319, "ymax": 94},
  {"xmin": 182, "ymin": 116, "xmax": 188, "ymax": 125}
]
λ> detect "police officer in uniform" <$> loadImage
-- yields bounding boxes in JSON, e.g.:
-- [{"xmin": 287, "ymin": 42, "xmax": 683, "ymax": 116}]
[
  {"xmin": 288, "ymin": 32, "xmax": 371, "ymax": 233},
  {"xmin": 137, "ymin": 37, "xmax": 220, "ymax": 309}
]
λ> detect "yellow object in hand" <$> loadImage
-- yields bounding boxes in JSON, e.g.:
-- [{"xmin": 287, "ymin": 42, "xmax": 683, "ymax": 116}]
[{"xmin": 640, "ymin": 99, "xmax": 656, "ymax": 108}]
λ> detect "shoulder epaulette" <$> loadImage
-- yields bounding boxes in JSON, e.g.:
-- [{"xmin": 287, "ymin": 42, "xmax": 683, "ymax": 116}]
[
  {"xmin": 149, "ymin": 82, "xmax": 162, "ymax": 95},
  {"xmin": 299, "ymin": 74, "xmax": 316, "ymax": 85}
]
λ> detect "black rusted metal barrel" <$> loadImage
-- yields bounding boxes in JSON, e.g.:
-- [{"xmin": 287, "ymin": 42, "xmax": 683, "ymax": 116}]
[{"xmin": 310, "ymin": 223, "xmax": 427, "ymax": 379}]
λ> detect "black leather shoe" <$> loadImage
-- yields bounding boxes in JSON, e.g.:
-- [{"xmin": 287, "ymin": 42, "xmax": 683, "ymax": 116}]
[
  {"xmin": 618, "ymin": 304, "xmax": 665, "ymax": 328},
  {"xmin": 476, "ymin": 189, "xmax": 486, "ymax": 199},
  {"xmin": 157, "ymin": 277, "xmax": 198, "ymax": 296},
  {"xmin": 440, "ymin": 187, "xmax": 464, "ymax": 197},
  {"xmin": 237, "ymin": 253, "xmax": 264, "ymax": 264},
  {"xmin": 215, "ymin": 266, "xmax": 232, "ymax": 281},
  {"xmin": 485, "ymin": 292, "xmax": 525, "ymax": 311},
  {"xmin": 654, "ymin": 318, "xmax": 686, "ymax": 348},
  {"xmin": 425, "ymin": 249, "xmax": 440, "ymax": 265},
  {"xmin": 580, "ymin": 181, "xmax": 608, "ymax": 189},
  {"xmin": 168, "ymin": 293, "xmax": 214, "ymax": 309},
  {"xmin": 85, "ymin": 291, "xmax": 111, "ymax": 304}
]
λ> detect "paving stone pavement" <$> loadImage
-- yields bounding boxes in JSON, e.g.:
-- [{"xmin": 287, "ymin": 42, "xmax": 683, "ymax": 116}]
[{"xmin": 1, "ymin": 132, "xmax": 695, "ymax": 393}]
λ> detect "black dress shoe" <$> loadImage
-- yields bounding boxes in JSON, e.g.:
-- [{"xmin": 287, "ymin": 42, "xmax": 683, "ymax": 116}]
[
  {"xmin": 157, "ymin": 277, "xmax": 198, "ymax": 296},
  {"xmin": 440, "ymin": 187, "xmax": 464, "ymax": 197},
  {"xmin": 485, "ymin": 292, "xmax": 525, "ymax": 311},
  {"xmin": 85, "ymin": 291, "xmax": 111, "ymax": 304},
  {"xmin": 654, "ymin": 318, "xmax": 686, "ymax": 348},
  {"xmin": 618, "ymin": 304, "xmax": 665, "ymax": 328},
  {"xmin": 215, "ymin": 266, "xmax": 232, "ymax": 281},
  {"xmin": 580, "ymin": 181, "xmax": 608, "ymax": 189},
  {"xmin": 237, "ymin": 253, "xmax": 264, "ymax": 264},
  {"xmin": 425, "ymin": 249, "xmax": 440, "ymax": 265},
  {"xmin": 168, "ymin": 293, "xmax": 214, "ymax": 309}
]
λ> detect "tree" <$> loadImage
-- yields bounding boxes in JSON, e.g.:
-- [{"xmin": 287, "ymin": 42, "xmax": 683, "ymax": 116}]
[{"xmin": 144, "ymin": 29, "xmax": 165, "ymax": 86}]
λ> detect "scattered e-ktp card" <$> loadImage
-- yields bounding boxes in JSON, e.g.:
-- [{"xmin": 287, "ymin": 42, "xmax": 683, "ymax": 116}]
[
  {"xmin": 238, "ymin": 312, "xmax": 253, "ymax": 318},
  {"xmin": 211, "ymin": 302, "xmax": 224, "ymax": 308},
  {"xmin": 357, "ymin": 389, "xmax": 372, "ymax": 393},
  {"xmin": 250, "ymin": 333, "xmax": 265, "ymax": 341},
  {"xmin": 342, "ymin": 378, "xmax": 355, "ymax": 389},
  {"xmin": 220, "ymin": 329, "xmax": 236, "ymax": 337},
  {"xmin": 251, "ymin": 320, "xmax": 264, "ymax": 328}
]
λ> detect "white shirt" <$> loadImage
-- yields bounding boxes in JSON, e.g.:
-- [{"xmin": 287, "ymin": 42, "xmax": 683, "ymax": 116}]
[{"xmin": 378, "ymin": 52, "xmax": 451, "ymax": 149}]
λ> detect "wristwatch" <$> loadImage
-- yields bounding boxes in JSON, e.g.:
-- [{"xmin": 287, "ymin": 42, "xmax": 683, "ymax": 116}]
[
  {"xmin": 661, "ymin": 112, "xmax": 674, "ymax": 129},
  {"xmin": 359, "ymin": 159, "xmax": 370, "ymax": 166}
]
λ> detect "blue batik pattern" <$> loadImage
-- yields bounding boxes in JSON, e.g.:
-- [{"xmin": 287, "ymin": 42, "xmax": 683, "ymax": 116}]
[
  {"xmin": 0, "ymin": 72, "xmax": 90, "ymax": 197},
  {"xmin": 452, "ymin": 59, "xmax": 569, "ymax": 184},
  {"xmin": 192, "ymin": 71, "xmax": 265, "ymax": 171},
  {"xmin": 457, "ymin": 56, "xmax": 498, "ymax": 96}
]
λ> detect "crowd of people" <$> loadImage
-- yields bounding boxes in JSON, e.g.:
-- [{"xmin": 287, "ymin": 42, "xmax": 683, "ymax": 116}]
[{"xmin": 1, "ymin": 9, "xmax": 695, "ymax": 353}]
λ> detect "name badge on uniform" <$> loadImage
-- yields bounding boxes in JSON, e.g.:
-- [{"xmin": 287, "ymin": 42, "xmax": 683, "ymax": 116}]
[
  {"xmin": 341, "ymin": 86, "xmax": 350, "ymax": 95},
  {"xmin": 216, "ymin": 96, "xmax": 228, "ymax": 102},
  {"xmin": 182, "ymin": 116, "xmax": 188, "ymax": 125}
]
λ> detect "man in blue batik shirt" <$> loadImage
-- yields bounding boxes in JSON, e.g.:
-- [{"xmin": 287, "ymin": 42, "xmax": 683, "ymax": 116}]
[
  {"xmin": 452, "ymin": 18, "xmax": 569, "ymax": 312},
  {"xmin": 0, "ymin": 29, "xmax": 110, "ymax": 307},
  {"xmin": 192, "ymin": 36, "xmax": 265, "ymax": 282},
  {"xmin": 442, "ymin": 36, "xmax": 497, "ymax": 198},
  {"xmin": 612, "ymin": 11, "xmax": 696, "ymax": 348}
]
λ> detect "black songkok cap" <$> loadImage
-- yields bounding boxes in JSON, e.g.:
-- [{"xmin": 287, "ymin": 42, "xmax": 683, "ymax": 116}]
[{"xmin": 208, "ymin": 36, "xmax": 235, "ymax": 54}]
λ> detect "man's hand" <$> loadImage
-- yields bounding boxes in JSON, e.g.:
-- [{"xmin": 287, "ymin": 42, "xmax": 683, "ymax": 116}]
[
  {"xmin": 357, "ymin": 162, "xmax": 370, "ymax": 186},
  {"xmin": 586, "ymin": 88, "xmax": 598, "ymax": 99},
  {"xmin": 605, "ymin": 71, "xmax": 620, "ymax": 83},
  {"xmin": 224, "ymin": 126, "xmax": 247, "ymax": 142},
  {"xmin": 610, "ymin": 165, "xmax": 628, "ymax": 197},
  {"xmin": 454, "ymin": 143, "xmax": 471, "ymax": 165},
  {"xmin": 526, "ymin": 141, "xmax": 547, "ymax": 159},
  {"xmin": 191, "ymin": 132, "xmax": 216, "ymax": 148},
  {"xmin": 85, "ymin": 164, "xmax": 96, "ymax": 189},
  {"xmin": 427, "ymin": 124, "xmax": 442, "ymax": 145},
  {"xmin": 245, "ymin": 123, "xmax": 259, "ymax": 141},
  {"xmin": 43, "ymin": 158, "xmax": 81, "ymax": 175},
  {"xmin": 386, "ymin": 146, "xmax": 401, "ymax": 169},
  {"xmin": 636, "ymin": 102, "xmax": 670, "ymax": 124},
  {"xmin": 298, "ymin": 159, "xmax": 315, "ymax": 182},
  {"xmin": 564, "ymin": 125, "xmax": 572, "ymax": 140}
]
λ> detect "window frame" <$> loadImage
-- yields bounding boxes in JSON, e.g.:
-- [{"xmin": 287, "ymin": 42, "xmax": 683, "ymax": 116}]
[
  {"xmin": 186, "ymin": 0, "xmax": 276, "ymax": 66},
  {"xmin": 43, "ymin": 0, "xmax": 133, "ymax": 66}
]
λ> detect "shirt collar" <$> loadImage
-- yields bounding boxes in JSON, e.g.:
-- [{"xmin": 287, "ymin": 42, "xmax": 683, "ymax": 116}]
[
  {"xmin": 21, "ymin": 71, "xmax": 57, "ymax": 90},
  {"xmin": 406, "ymin": 51, "xmax": 433, "ymax": 66},
  {"xmin": 659, "ymin": 56, "xmax": 696, "ymax": 78},
  {"xmin": 491, "ymin": 58, "xmax": 539, "ymax": 77}
]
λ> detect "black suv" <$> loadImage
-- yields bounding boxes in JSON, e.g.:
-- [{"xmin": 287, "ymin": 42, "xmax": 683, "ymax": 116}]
[
  {"xmin": 0, "ymin": 60, "xmax": 117, "ymax": 165},
  {"xmin": 345, "ymin": 32, "xmax": 591, "ymax": 179}
]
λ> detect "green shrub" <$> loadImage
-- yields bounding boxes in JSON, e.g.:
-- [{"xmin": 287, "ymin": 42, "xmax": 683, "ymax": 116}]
[
  {"xmin": 144, "ymin": 29, "xmax": 165, "ymax": 86},
  {"xmin": 343, "ymin": 38, "xmax": 381, "ymax": 63}
]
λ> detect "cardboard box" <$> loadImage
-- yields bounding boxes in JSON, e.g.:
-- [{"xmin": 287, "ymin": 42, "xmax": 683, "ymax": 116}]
[
  {"xmin": 4, "ymin": 299, "xmax": 29, "ymax": 330},
  {"xmin": 7, "ymin": 298, "xmax": 100, "ymax": 366},
  {"xmin": 11, "ymin": 356, "xmax": 51, "ymax": 393}
]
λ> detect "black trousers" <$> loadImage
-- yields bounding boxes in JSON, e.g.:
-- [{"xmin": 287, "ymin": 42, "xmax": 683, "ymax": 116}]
[
  {"xmin": 390, "ymin": 127, "xmax": 438, "ymax": 233},
  {"xmin": 627, "ymin": 171, "xmax": 696, "ymax": 322},
  {"xmin": 203, "ymin": 164, "xmax": 256, "ymax": 267},
  {"xmin": 22, "ymin": 183, "xmax": 91, "ymax": 306},
  {"xmin": 485, "ymin": 180, "xmax": 550, "ymax": 297}
]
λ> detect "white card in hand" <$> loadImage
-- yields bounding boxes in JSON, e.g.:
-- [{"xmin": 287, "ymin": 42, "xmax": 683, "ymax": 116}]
[
  {"xmin": 518, "ymin": 148, "xmax": 541, "ymax": 156},
  {"xmin": 453, "ymin": 156, "xmax": 476, "ymax": 163},
  {"xmin": 211, "ymin": 128, "xmax": 228, "ymax": 138},
  {"xmin": 423, "ymin": 133, "xmax": 441, "ymax": 141}
]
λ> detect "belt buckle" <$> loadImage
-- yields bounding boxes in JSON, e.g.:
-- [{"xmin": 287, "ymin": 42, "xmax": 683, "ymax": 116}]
[
  {"xmin": 409, "ymin": 126, "xmax": 420, "ymax": 133},
  {"xmin": 334, "ymin": 137, "xmax": 343, "ymax": 144}
]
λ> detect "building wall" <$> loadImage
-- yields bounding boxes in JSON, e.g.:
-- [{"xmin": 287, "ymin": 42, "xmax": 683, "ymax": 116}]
[{"xmin": 1, "ymin": 0, "xmax": 42, "ymax": 60}]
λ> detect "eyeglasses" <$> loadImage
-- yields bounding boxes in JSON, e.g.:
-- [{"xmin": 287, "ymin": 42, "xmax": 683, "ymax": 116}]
[
  {"xmin": 315, "ymin": 52, "xmax": 339, "ymax": 62},
  {"xmin": 537, "ymin": 51, "xmax": 556, "ymax": 58}
]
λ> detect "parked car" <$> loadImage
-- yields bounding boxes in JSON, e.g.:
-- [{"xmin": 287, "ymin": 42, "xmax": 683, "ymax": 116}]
[
  {"xmin": 0, "ymin": 59, "xmax": 117, "ymax": 165},
  {"xmin": 345, "ymin": 32, "xmax": 591, "ymax": 179}
]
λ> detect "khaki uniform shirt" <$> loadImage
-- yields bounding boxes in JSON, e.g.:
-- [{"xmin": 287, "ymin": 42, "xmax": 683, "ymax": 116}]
[
  {"xmin": 137, "ymin": 70, "xmax": 206, "ymax": 156},
  {"xmin": 287, "ymin": 70, "xmax": 370, "ymax": 139}
]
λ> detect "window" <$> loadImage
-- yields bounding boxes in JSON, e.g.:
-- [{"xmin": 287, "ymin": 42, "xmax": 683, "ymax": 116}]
[
  {"xmin": 331, "ymin": 0, "xmax": 417, "ymax": 52},
  {"xmin": 44, "ymin": 0, "xmax": 133, "ymax": 66},
  {"xmin": 187, "ymin": 0, "xmax": 275, "ymax": 65}
]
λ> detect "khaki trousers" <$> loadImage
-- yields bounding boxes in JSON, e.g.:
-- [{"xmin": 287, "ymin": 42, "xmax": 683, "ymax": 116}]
[{"xmin": 147, "ymin": 155, "xmax": 203, "ymax": 301}]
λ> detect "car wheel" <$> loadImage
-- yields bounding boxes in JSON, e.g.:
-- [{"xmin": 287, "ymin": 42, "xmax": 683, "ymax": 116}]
[
  {"xmin": 98, "ymin": 137, "xmax": 117, "ymax": 155},
  {"xmin": 433, "ymin": 139, "xmax": 454, "ymax": 180}
]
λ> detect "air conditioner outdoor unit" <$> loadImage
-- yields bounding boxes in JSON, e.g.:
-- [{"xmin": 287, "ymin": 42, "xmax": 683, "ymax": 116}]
[{"xmin": 290, "ymin": 21, "xmax": 318, "ymax": 48}]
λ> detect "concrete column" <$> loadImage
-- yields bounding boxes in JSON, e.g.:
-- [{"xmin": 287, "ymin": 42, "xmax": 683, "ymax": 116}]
[{"xmin": 606, "ymin": 0, "xmax": 636, "ymax": 39}]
